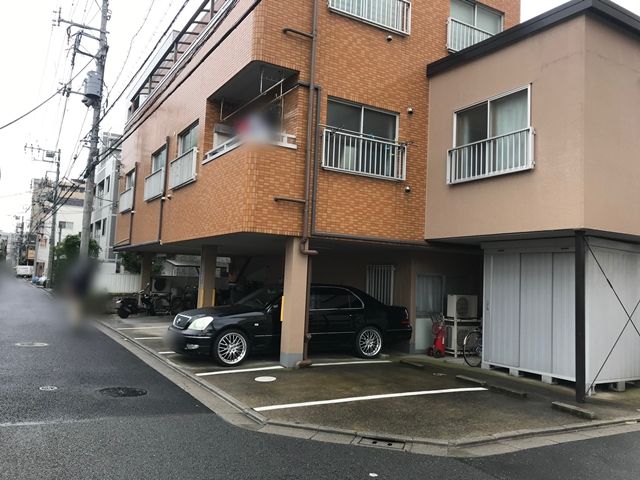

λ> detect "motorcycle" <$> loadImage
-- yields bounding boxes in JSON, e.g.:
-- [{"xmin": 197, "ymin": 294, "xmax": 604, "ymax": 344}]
[{"xmin": 116, "ymin": 283, "xmax": 176, "ymax": 319}]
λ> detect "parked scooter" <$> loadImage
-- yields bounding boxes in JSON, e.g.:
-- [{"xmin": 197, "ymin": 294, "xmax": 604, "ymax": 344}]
[{"xmin": 116, "ymin": 283, "xmax": 175, "ymax": 319}]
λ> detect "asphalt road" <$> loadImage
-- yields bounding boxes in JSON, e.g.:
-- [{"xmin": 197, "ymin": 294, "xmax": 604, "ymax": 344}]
[{"xmin": 1, "ymin": 275, "xmax": 639, "ymax": 480}]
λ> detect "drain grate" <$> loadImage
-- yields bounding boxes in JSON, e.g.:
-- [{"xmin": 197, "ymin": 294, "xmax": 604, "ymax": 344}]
[
  {"xmin": 98, "ymin": 387, "xmax": 147, "ymax": 398},
  {"xmin": 358, "ymin": 437, "xmax": 405, "ymax": 450}
]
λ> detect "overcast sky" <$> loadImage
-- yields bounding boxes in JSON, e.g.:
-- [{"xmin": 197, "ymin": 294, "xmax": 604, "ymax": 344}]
[{"xmin": 1, "ymin": 0, "xmax": 639, "ymax": 232}]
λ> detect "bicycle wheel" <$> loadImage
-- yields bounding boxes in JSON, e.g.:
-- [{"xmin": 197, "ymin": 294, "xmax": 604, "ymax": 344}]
[{"xmin": 463, "ymin": 330, "xmax": 482, "ymax": 368}]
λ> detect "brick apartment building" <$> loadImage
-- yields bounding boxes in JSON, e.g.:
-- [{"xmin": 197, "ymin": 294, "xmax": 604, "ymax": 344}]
[{"xmin": 115, "ymin": 0, "xmax": 520, "ymax": 367}]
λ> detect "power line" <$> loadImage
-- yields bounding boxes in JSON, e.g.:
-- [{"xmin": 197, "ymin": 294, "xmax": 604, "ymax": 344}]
[{"xmin": 0, "ymin": 59, "xmax": 93, "ymax": 131}]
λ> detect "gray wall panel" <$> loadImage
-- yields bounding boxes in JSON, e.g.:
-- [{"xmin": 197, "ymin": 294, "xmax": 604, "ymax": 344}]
[{"xmin": 552, "ymin": 252, "xmax": 575, "ymax": 379}]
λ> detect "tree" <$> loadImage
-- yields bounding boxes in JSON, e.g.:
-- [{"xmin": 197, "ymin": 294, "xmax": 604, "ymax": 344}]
[
  {"xmin": 52, "ymin": 234, "xmax": 100, "ymax": 288},
  {"xmin": 120, "ymin": 251, "xmax": 141, "ymax": 273}
]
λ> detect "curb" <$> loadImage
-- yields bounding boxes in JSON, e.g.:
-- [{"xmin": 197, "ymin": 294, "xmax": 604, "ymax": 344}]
[{"xmin": 96, "ymin": 319, "xmax": 640, "ymax": 457}]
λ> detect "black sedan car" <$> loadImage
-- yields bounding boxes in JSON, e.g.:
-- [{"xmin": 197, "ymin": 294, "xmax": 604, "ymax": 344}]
[{"xmin": 166, "ymin": 284, "xmax": 412, "ymax": 366}]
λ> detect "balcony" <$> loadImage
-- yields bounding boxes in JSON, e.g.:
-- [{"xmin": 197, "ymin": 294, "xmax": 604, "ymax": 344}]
[
  {"xmin": 328, "ymin": 0, "xmax": 411, "ymax": 35},
  {"xmin": 119, "ymin": 187, "xmax": 134, "ymax": 213},
  {"xmin": 322, "ymin": 128, "xmax": 407, "ymax": 181},
  {"xmin": 204, "ymin": 133, "xmax": 296, "ymax": 164},
  {"xmin": 144, "ymin": 169, "xmax": 165, "ymax": 201},
  {"xmin": 447, "ymin": 18, "xmax": 495, "ymax": 52},
  {"xmin": 169, "ymin": 148, "xmax": 198, "ymax": 189},
  {"xmin": 447, "ymin": 128, "xmax": 534, "ymax": 185}
]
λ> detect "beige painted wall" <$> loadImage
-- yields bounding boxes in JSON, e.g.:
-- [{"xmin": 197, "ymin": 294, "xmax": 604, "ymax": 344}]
[
  {"xmin": 426, "ymin": 17, "xmax": 588, "ymax": 240},
  {"xmin": 583, "ymin": 18, "xmax": 640, "ymax": 236}
]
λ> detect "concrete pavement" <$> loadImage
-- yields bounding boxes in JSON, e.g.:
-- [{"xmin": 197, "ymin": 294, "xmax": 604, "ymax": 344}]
[{"xmin": 3, "ymin": 274, "xmax": 640, "ymax": 479}]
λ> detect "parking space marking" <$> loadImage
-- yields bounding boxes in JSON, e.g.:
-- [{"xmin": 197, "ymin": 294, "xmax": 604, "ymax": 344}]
[
  {"xmin": 133, "ymin": 337, "xmax": 163, "ymax": 340},
  {"xmin": 158, "ymin": 351, "xmax": 175, "ymax": 355},
  {"xmin": 254, "ymin": 387, "xmax": 488, "ymax": 412},
  {"xmin": 117, "ymin": 326, "xmax": 168, "ymax": 330},
  {"xmin": 311, "ymin": 360, "xmax": 392, "ymax": 367},
  {"xmin": 196, "ymin": 366, "xmax": 284, "ymax": 377}
]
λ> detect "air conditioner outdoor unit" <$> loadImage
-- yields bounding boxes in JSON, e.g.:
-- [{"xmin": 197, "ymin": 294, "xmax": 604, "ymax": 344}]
[{"xmin": 447, "ymin": 295, "xmax": 478, "ymax": 319}]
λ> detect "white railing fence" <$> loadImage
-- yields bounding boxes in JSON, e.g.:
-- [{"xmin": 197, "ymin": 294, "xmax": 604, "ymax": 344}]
[
  {"xmin": 144, "ymin": 168, "xmax": 165, "ymax": 201},
  {"xmin": 447, "ymin": 17, "xmax": 494, "ymax": 52},
  {"xmin": 169, "ymin": 148, "xmax": 198, "ymax": 189},
  {"xmin": 203, "ymin": 132, "xmax": 297, "ymax": 164},
  {"xmin": 447, "ymin": 128, "xmax": 534, "ymax": 184},
  {"xmin": 329, "ymin": 0, "xmax": 411, "ymax": 35},
  {"xmin": 93, "ymin": 272, "xmax": 142, "ymax": 294},
  {"xmin": 118, "ymin": 187, "xmax": 134, "ymax": 213},
  {"xmin": 322, "ymin": 128, "xmax": 407, "ymax": 181}
]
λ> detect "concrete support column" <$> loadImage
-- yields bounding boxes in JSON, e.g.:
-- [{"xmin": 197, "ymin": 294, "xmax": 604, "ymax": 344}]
[
  {"xmin": 280, "ymin": 237, "xmax": 310, "ymax": 368},
  {"xmin": 198, "ymin": 246, "xmax": 217, "ymax": 308},
  {"xmin": 140, "ymin": 253, "xmax": 153, "ymax": 290}
]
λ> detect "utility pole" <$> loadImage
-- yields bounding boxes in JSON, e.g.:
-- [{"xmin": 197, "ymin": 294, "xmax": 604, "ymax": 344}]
[
  {"xmin": 26, "ymin": 146, "xmax": 61, "ymax": 286},
  {"xmin": 56, "ymin": 1, "xmax": 110, "ymax": 259}
]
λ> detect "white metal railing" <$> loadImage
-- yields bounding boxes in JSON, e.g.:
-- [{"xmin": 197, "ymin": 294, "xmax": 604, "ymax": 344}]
[
  {"xmin": 322, "ymin": 128, "xmax": 407, "ymax": 181},
  {"xmin": 328, "ymin": 0, "xmax": 411, "ymax": 35},
  {"xmin": 447, "ymin": 17, "xmax": 495, "ymax": 52},
  {"xmin": 143, "ymin": 168, "xmax": 165, "ymax": 201},
  {"xmin": 169, "ymin": 147, "xmax": 198, "ymax": 189},
  {"xmin": 118, "ymin": 187, "xmax": 134, "ymax": 213},
  {"xmin": 203, "ymin": 133, "xmax": 297, "ymax": 164},
  {"xmin": 447, "ymin": 128, "xmax": 534, "ymax": 184}
]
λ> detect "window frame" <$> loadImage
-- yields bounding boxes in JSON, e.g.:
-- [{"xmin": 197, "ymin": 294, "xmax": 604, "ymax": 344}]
[
  {"xmin": 151, "ymin": 146, "xmax": 167, "ymax": 174},
  {"xmin": 178, "ymin": 121, "xmax": 199, "ymax": 156},
  {"xmin": 450, "ymin": 0, "xmax": 504, "ymax": 34},
  {"xmin": 327, "ymin": 98, "xmax": 400, "ymax": 142},
  {"xmin": 452, "ymin": 84, "xmax": 531, "ymax": 149},
  {"xmin": 309, "ymin": 286, "xmax": 365, "ymax": 311}
]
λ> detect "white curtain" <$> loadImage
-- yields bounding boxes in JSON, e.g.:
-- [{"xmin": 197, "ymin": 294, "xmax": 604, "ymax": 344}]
[
  {"xmin": 416, "ymin": 275, "xmax": 443, "ymax": 316},
  {"xmin": 491, "ymin": 89, "xmax": 528, "ymax": 169}
]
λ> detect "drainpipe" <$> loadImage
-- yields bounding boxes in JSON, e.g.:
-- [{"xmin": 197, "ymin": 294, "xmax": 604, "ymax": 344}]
[{"xmin": 300, "ymin": 0, "xmax": 319, "ymax": 257}]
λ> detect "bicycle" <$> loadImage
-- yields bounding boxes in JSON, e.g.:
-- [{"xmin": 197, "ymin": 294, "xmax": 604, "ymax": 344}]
[{"xmin": 462, "ymin": 327, "xmax": 482, "ymax": 367}]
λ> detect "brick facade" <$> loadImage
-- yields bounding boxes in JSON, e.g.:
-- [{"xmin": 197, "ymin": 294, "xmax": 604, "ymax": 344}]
[{"xmin": 116, "ymin": 0, "xmax": 520, "ymax": 249}]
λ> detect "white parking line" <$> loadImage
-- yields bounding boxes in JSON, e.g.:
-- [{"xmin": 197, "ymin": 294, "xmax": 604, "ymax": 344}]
[
  {"xmin": 253, "ymin": 387, "xmax": 488, "ymax": 412},
  {"xmin": 117, "ymin": 326, "xmax": 168, "ymax": 330},
  {"xmin": 196, "ymin": 366, "xmax": 284, "ymax": 377},
  {"xmin": 311, "ymin": 360, "xmax": 392, "ymax": 367},
  {"xmin": 158, "ymin": 351, "xmax": 175, "ymax": 355},
  {"xmin": 133, "ymin": 337, "xmax": 163, "ymax": 340}
]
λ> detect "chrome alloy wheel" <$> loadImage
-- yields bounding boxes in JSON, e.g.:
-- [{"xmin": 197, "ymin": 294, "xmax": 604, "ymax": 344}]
[
  {"xmin": 358, "ymin": 328, "xmax": 382, "ymax": 357},
  {"xmin": 217, "ymin": 332, "xmax": 248, "ymax": 365}
]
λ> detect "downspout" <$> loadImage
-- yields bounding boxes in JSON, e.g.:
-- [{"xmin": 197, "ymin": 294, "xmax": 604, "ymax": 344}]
[
  {"xmin": 158, "ymin": 136, "xmax": 170, "ymax": 243},
  {"xmin": 300, "ymin": 0, "xmax": 319, "ymax": 257},
  {"xmin": 126, "ymin": 163, "xmax": 139, "ymax": 245}
]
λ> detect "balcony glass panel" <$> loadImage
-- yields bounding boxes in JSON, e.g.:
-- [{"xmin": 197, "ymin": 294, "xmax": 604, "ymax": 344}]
[{"xmin": 169, "ymin": 148, "xmax": 198, "ymax": 189}]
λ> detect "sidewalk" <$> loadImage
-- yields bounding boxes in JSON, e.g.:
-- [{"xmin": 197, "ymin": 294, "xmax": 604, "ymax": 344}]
[{"xmin": 98, "ymin": 314, "xmax": 640, "ymax": 457}]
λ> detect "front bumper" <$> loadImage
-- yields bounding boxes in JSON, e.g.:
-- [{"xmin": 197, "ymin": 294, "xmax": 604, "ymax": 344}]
[{"xmin": 166, "ymin": 326, "xmax": 212, "ymax": 356}]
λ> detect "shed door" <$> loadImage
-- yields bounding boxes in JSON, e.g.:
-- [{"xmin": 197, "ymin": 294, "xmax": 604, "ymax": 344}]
[
  {"xmin": 485, "ymin": 253, "xmax": 520, "ymax": 367},
  {"xmin": 519, "ymin": 253, "xmax": 553, "ymax": 374}
]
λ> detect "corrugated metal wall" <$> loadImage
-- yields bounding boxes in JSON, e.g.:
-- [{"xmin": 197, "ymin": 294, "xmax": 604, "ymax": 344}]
[
  {"xmin": 552, "ymin": 253, "xmax": 575, "ymax": 378},
  {"xmin": 586, "ymin": 239, "xmax": 640, "ymax": 384}
]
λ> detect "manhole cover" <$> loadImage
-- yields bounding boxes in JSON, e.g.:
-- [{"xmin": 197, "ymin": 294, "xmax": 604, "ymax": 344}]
[
  {"xmin": 98, "ymin": 387, "xmax": 147, "ymax": 398},
  {"xmin": 254, "ymin": 376, "xmax": 277, "ymax": 383},
  {"xmin": 15, "ymin": 342, "xmax": 48, "ymax": 347},
  {"xmin": 39, "ymin": 386, "xmax": 58, "ymax": 391}
]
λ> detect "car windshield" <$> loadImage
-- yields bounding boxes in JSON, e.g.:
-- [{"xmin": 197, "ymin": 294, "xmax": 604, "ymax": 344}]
[{"xmin": 237, "ymin": 286, "xmax": 282, "ymax": 308}]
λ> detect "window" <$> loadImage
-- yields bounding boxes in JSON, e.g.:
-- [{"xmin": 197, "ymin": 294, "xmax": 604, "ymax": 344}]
[
  {"xmin": 448, "ymin": 1, "xmax": 503, "ymax": 51},
  {"xmin": 179, "ymin": 122, "xmax": 199, "ymax": 155},
  {"xmin": 105, "ymin": 176, "xmax": 110, "ymax": 194},
  {"xmin": 151, "ymin": 147, "xmax": 167, "ymax": 173},
  {"xmin": 449, "ymin": 87, "xmax": 533, "ymax": 183},
  {"xmin": 58, "ymin": 221, "xmax": 74, "ymax": 230},
  {"xmin": 94, "ymin": 221, "xmax": 101, "ymax": 237},
  {"xmin": 416, "ymin": 275, "xmax": 443, "ymax": 316},
  {"xmin": 366, "ymin": 265, "xmax": 395, "ymax": 305},
  {"xmin": 101, "ymin": 219, "xmax": 106, "ymax": 236},
  {"xmin": 311, "ymin": 287, "xmax": 362, "ymax": 310},
  {"xmin": 124, "ymin": 170, "xmax": 135, "ymax": 189},
  {"xmin": 451, "ymin": 0, "xmax": 503, "ymax": 34},
  {"xmin": 323, "ymin": 99, "xmax": 406, "ymax": 180}
]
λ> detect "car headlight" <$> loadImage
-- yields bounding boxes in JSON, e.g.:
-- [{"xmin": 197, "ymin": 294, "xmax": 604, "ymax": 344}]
[{"xmin": 188, "ymin": 316, "xmax": 214, "ymax": 331}]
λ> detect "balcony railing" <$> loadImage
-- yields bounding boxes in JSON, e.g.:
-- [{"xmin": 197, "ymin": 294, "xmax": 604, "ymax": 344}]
[
  {"xmin": 203, "ymin": 133, "xmax": 297, "ymax": 164},
  {"xmin": 328, "ymin": 0, "xmax": 411, "ymax": 35},
  {"xmin": 169, "ymin": 148, "xmax": 198, "ymax": 189},
  {"xmin": 447, "ymin": 128, "xmax": 534, "ymax": 185},
  {"xmin": 322, "ymin": 128, "xmax": 407, "ymax": 181},
  {"xmin": 144, "ymin": 168, "xmax": 165, "ymax": 201},
  {"xmin": 119, "ymin": 187, "xmax": 134, "ymax": 213},
  {"xmin": 447, "ymin": 17, "xmax": 495, "ymax": 52}
]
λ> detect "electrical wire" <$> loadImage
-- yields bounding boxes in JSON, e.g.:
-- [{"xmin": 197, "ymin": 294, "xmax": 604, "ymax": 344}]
[{"xmin": 0, "ymin": 59, "xmax": 93, "ymax": 131}]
